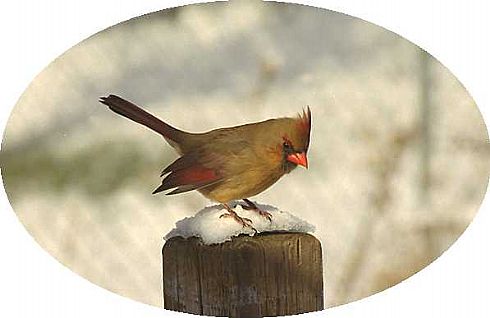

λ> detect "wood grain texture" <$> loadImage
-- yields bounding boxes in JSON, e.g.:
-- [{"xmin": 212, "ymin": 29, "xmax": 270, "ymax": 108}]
[{"xmin": 162, "ymin": 232, "xmax": 323, "ymax": 317}]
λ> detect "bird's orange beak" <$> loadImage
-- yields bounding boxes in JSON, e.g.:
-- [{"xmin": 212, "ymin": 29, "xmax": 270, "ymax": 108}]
[{"xmin": 287, "ymin": 152, "xmax": 308, "ymax": 169}]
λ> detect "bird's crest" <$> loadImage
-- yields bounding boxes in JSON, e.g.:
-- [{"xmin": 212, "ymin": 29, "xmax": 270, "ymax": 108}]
[{"xmin": 297, "ymin": 106, "xmax": 312, "ymax": 150}]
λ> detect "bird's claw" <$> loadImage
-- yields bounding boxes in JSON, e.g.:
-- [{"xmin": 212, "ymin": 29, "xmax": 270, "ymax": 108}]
[
  {"xmin": 219, "ymin": 212, "xmax": 256, "ymax": 232},
  {"xmin": 258, "ymin": 210, "xmax": 272, "ymax": 222},
  {"xmin": 240, "ymin": 204, "xmax": 273, "ymax": 222}
]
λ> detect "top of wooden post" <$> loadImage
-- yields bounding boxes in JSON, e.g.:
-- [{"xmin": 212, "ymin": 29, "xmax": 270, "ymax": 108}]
[{"xmin": 163, "ymin": 231, "xmax": 324, "ymax": 317}]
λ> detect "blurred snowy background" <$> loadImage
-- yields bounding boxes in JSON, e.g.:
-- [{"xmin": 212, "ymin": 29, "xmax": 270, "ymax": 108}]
[{"xmin": 1, "ymin": 0, "xmax": 488, "ymax": 308}]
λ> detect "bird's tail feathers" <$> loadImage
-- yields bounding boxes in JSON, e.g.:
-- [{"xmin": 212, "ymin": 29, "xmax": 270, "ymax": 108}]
[{"xmin": 99, "ymin": 94, "xmax": 186, "ymax": 145}]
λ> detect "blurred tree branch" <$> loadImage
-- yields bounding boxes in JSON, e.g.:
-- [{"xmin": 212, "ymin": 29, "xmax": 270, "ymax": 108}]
[{"xmin": 418, "ymin": 49, "xmax": 433, "ymax": 206}]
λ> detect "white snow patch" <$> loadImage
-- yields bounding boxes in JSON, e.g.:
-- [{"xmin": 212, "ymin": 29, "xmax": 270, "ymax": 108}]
[{"xmin": 165, "ymin": 201, "xmax": 315, "ymax": 245}]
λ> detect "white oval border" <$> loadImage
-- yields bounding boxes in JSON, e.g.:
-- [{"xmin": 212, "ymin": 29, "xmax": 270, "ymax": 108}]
[{"xmin": 0, "ymin": 1, "xmax": 488, "ymax": 317}]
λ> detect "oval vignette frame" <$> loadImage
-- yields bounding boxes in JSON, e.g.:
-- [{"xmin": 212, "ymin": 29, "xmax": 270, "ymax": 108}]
[{"xmin": 0, "ymin": 0, "xmax": 490, "ymax": 318}]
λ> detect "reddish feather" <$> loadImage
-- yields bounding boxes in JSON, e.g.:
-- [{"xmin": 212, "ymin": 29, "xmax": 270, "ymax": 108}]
[
  {"xmin": 173, "ymin": 166, "xmax": 217, "ymax": 185},
  {"xmin": 298, "ymin": 107, "xmax": 311, "ymax": 133},
  {"xmin": 297, "ymin": 106, "xmax": 312, "ymax": 150},
  {"xmin": 153, "ymin": 164, "xmax": 220, "ymax": 194},
  {"xmin": 160, "ymin": 154, "xmax": 197, "ymax": 176}
]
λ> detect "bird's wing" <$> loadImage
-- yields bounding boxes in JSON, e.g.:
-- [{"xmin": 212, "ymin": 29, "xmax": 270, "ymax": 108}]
[
  {"xmin": 153, "ymin": 164, "xmax": 222, "ymax": 195},
  {"xmin": 153, "ymin": 152, "xmax": 223, "ymax": 195},
  {"xmin": 153, "ymin": 127, "xmax": 252, "ymax": 195}
]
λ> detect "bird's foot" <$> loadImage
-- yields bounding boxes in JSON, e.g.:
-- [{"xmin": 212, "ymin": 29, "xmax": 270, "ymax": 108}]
[
  {"xmin": 220, "ymin": 212, "xmax": 254, "ymax": 229},
  {"xmin": 220, "ymin": 204, "xmax": 257, "ymax": 232},
  {"xmin": 240, "ymin": 199, "xmax": 273, "ymax": 222}
]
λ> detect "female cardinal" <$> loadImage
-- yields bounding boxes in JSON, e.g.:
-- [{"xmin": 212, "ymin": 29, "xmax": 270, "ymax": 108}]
[{"xmin": 99, "ymin": 95, "xmax": 311, "ymax": 228}]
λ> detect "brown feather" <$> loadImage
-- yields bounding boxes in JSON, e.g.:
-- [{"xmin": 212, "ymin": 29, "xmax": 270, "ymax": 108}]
[{"xmin": 99, "ymin": 95, "xmax": 190, "ymax": 146}]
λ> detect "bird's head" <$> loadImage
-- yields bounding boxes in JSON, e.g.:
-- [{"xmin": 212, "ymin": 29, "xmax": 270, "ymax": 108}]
[{"xmin": 276, "ymin": 107, "xmax": 311, "ymax": 172}]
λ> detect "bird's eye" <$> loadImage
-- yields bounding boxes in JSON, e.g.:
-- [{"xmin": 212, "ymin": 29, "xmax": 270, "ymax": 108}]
[{"xmin": 283, "ymin": 141, "xmax": 292, "ymax": 149}]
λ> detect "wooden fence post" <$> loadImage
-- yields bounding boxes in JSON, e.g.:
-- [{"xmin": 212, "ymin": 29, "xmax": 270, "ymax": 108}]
[{"xmin": 162, "ymin": 232, "xmax": 324, "ymax": 317}]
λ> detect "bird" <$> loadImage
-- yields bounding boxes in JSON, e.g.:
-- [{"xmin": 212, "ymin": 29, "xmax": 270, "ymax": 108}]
[{"xmin": 99, "ymin": 95, "xmax": 311, "ymax": 229}]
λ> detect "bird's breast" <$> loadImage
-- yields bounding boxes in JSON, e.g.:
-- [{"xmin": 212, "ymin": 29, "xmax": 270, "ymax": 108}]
[{"xmin": 198, "ymin": 164, "xmax": 285, "ymax": 203}]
